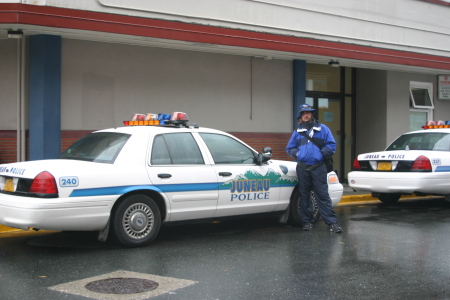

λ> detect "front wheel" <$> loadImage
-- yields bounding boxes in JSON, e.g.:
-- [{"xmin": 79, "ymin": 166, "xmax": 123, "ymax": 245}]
[
  {"xmin": 378, "ymin": 193, "xmax": 401, "ymax": 204},
  {"xmin": 110, "ymin": 194, "xmax": 161, "ymax": 247},
  {"xmin": 288, "ymin": 189, "xmax": 320, "ymax": 226}
]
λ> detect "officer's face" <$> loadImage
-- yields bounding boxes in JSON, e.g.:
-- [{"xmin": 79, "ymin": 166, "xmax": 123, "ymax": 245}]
[{"xmin": 300, "ymin": 111, "xmax": 312, "ymax": 123}]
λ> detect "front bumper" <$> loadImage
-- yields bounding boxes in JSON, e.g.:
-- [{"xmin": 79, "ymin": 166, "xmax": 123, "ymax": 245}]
[
  {"xmin": 329, "ymin": 183, "xmax": 343, "ymax": 206},
  {"xmin": 348, "ymin": 171, "xmax": 450, "ymax": 195},
  {"xmin": 0, "ymin": 193, "xmax": 115, "ymax": 231}
]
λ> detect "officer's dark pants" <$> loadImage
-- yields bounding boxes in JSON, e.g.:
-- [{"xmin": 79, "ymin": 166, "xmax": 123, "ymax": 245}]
[{"xmin": 296, "ymin": 162, "xmax": 338, "ymax": 225}]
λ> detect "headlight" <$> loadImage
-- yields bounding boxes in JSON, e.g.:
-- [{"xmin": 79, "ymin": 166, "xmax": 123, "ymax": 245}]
[{"xmin": 328, "ymin": 173, "xmax": 339, "ymax": 184}]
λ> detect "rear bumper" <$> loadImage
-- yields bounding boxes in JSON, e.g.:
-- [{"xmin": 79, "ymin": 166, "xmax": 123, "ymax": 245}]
[
  {"xmin": 0, "ymin": 193, "xmax": 115, "ymax": 231},
  {"xmin": 348, "ymin": 171, "xmax": 450, "ymax": 195}
]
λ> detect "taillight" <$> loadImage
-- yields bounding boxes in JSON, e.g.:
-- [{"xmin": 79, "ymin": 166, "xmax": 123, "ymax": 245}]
[
  {"xmin": 29, "ymin": 171, "xmax": 58, "ymax": 194},
  {"xmin": 352, "ymin": 157, "xmax": 361, "ymax": 170},
  {"xmin": 410, "ymin": 156, "xmax": 432, "ymax": 171}
]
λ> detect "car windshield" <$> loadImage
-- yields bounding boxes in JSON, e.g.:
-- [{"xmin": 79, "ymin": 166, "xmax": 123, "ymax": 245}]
[
  {"xmin": 59, "ymin": 132, "xmax": 131, "ymax": 163},
  {"xmin": 386, "ymin": 132, "xmax": 450, "ymax": 151}
]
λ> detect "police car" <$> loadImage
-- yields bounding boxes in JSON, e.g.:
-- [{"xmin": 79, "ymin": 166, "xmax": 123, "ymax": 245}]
[
  {"xmin": 0, "ymin": 112, "xmax": 343, "ymax": 247},
  {"xmin": 349, "ymin": 121, "xmax": 450, "ymax": 203}
]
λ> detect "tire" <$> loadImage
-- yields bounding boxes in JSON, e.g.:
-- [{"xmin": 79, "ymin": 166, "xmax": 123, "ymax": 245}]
[
  {"xmin": 110, "ymin": 194, "xmax": 161, "ymax": 247},
  {"xmin": 289, "ymin": 189, "xmax": 320, "ymax": 226},
  {"xmin": 378, "ymin": 193, "xmax": 401, "ymax": 204}
]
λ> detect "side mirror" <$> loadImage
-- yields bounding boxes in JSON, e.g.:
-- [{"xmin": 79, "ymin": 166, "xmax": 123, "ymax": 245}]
[
  {"xmin": 262, "ymin": 147, "xmax": 272, "ymax": 156},
  {"xmin": 256, "ymin": 147, "xmax": 272, "ymax": 165}
]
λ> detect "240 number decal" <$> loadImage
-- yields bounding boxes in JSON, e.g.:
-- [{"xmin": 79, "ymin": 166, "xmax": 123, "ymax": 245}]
[{"xmin": 59, "ymin": 176, "xmax": 79, "ymax": 187}]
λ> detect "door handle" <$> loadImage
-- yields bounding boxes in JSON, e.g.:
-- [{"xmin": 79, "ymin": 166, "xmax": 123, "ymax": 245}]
[
  {"xmin": 158, "ymin": 173, "xmax": 172, "ymax": 178},
  {"xmin": 219, "ymin": 172, "xmax": 232, "ymax": 177}
]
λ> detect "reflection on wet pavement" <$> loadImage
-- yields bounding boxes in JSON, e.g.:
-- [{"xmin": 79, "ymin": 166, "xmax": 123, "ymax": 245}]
[{"xmin": 0, "ymin": 197, "xmax": 449, "ymax": 299}]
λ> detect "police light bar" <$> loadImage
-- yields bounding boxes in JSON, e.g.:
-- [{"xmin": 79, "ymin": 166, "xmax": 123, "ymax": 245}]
[
  {"xmin": 123, "ymin": 112, "xmax": 189, "ymax": 126},
  {"xmin": 422, "ymin": 120, "xmax": 450, "ymax": 129}
]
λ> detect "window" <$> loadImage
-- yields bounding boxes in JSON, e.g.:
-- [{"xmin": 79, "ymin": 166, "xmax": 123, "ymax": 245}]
[
  {"xmin": 151, "ymin": 133, "xmax": 204, "ymax": 165},
  {"xmin": 409, "ymin": 109, "xmax": 429, "ymax": 132},
  {"xmin": 410, "ymin": 81, "xmax": 433, "ymax": 131},
  {"xmin": 386, "ymin": 132, "xmax": 450, "ymax": 151},
  {"xmin": 410, "ymin": 81, "xmax": 433, "ymax": 109},
  {"xmin": 59, "ymin": 132, "xmax": 130, "ymax": 164},
  {"xmin": 199, "ymin": 133, "xmax": 256, "ymax": 164}
]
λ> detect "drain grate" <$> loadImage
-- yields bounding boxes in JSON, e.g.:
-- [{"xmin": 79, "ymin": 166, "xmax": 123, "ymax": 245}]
[{"xmin": 85, "ymin": 277, "xmax": 159, "ymax": 294}]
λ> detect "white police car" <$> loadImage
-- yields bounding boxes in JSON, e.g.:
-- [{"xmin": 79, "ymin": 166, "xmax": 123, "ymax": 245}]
[
  {"xmin": 349, "ymin": 121, "xmax": 450, "ymax": 203},
  {"xmin": 0, "ymin": 112, "xmax": 343, "ymax": 247}
]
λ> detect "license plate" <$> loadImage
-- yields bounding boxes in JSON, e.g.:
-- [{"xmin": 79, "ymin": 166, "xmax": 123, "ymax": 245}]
[
  {"xmin": 3, "ymin": 178, "xmax": 15, "ymax": 192},
  {"xmin": 377, "ymin": 162, "xmax": 392, "ymax": 171}
]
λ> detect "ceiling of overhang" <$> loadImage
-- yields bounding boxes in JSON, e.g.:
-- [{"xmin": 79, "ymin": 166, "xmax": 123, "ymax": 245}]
[{"xmin": 0, "ymin": 25, "xmax": 447, "ymax": 76}]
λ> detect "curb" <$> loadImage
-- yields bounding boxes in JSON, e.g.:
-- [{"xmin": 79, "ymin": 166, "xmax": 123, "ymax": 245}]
[
  {"xmin": 340, "ymin": 193, "xmax": 430, "ymax": 204},
  {"xmin": 339, "ymin": 194, "xmax": 377, "ymax": 204}
]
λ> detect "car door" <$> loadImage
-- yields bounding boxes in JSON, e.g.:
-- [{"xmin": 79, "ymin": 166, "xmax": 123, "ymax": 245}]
[
  {"xmin": 197, "ymin": 132, "xmax": 280, "ymax": 217},
  {"xmin": 146, "ymin": 132, "xmax": 218, "ymax": 222}
]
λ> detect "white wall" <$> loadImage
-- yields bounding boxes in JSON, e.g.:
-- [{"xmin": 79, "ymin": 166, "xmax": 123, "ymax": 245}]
[
  {"xmin": 0, "ymin": 39, "xmax": 18, "ymax": 130},
  {"xmin": 61, "ymin": 39, "xmax": 293, "ymax": 132},
  {"xmin": 26, "ymin": 0, "xmax": 450, "ymax": 58},
  {"xmin": 356, "ymin": 69, "xmax": 448, "ymax": 155},
  {"xmin": 386, "ymin": 71, "xmax": 450, "ymax": 142},
  {"xmin": 355, "ymin": 69, "xmax": 388, "ymax": 155}
]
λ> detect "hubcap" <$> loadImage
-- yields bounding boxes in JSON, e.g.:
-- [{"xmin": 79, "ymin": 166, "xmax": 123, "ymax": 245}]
[{"xmin": 122, "ymin": 203, "xmax": 154, "ymax": 240}]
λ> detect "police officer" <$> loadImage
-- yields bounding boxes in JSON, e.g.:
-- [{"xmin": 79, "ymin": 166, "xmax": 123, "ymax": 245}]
[{"xmin": 286, "ymin": 104, "xmax": 343, "ymax": 233}]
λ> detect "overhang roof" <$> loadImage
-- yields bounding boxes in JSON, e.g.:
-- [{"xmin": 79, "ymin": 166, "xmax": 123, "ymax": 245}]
[{"xmin": 1, "ymin": 3, "xmax": 450, "ymax": 74}]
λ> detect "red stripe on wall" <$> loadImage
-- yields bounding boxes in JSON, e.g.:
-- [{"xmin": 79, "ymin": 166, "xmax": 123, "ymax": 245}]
[
  {"xmin": 1, "ymin": 3, "xmax": 450, "ymax": 70},
  {"xmin": 422, "ymin": 0, "xmax": 450, "ymax": 5}
]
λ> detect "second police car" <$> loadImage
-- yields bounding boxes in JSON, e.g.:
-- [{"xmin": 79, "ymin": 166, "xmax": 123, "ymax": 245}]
[
  {"xmin": 0, "ymin": 112, "xmax": 343, "ymax": 247},
  {"xmin": 349, "ymin": 121, "xmax": 450, "ymax": 203}
]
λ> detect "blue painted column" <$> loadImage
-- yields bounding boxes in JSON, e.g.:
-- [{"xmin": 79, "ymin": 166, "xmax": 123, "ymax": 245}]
[
  {"xmin": 29, "ymin": 35, "xmax": 61, "ymax": 160},
  {"xmin": 293, "ymin": 60, "xmax": 306, "ymax": 130}
]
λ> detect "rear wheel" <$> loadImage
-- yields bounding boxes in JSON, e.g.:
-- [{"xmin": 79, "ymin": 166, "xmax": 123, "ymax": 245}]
[
  {"xmin": 110, "ymin": 194, "xmax": 161, "ymax": 247},
  {"xmin": 378, "ymin": 193, "xmax": 401, "ymax": 204},
  {"xmin": 289, "ymin": 189, "xmax": 320, "ymax": 226}
]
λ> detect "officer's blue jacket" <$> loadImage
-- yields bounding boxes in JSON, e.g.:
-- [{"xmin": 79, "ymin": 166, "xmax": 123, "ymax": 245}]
[{"xmin": 286, "ymin": 121, "xmax": 336, "ymax": 165}]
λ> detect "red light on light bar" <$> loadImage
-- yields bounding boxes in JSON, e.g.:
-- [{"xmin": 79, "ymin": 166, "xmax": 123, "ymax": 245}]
[
  {"xmin": 170, "ymin": 112, "xmax": 188, "ymax": 121},
  {"xmin": 132, "ymin": 113, "xmax": 146, "ymax": 121}
]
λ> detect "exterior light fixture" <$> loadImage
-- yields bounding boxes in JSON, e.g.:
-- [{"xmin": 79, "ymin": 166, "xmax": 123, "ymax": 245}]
[
  {"xmin": 8, "ymin": 30, "xmax": 23, "ymax": 39},
  {"xmin": 328, "ymin": 60, "xmax": 339, "ymax": 67}
]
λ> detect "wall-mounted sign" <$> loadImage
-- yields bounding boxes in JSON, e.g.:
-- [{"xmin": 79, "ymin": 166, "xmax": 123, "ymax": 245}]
[{"xmin": 438, "ymin": 75, "xmax": 450, "ymax": 100}]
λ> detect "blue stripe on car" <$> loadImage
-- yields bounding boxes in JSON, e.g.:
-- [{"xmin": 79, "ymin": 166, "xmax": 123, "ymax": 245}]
[
  {"xmin": 69, "ymin": 185, "xmax": 164, "ymax": 197},
  {"xmin": 435, "ymin": 166, "xmax": 450, "ymax": 172},
  {"xmin": 69, "ymin": 182, "xmax": 296, "ymax": 197},
  {"xmin": 70, "ymin": 183, "xmax": 218, "ymax": 197}
]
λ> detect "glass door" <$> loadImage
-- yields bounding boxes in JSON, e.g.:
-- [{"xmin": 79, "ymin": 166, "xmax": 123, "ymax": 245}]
[{"xmin": 305, "ymin": 96, "xmax": 347, "ymax": 180}]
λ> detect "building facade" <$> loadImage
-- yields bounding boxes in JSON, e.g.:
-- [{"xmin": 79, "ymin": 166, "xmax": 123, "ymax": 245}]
[{"xmin": 1, "ymin": 0, "xmax": 450, "ymax": 182}]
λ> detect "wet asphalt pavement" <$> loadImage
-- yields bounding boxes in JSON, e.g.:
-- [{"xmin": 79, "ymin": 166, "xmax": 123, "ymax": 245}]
[{"xmin": 1, "ymin": 197, "xmax": 450, "ymax": 300}]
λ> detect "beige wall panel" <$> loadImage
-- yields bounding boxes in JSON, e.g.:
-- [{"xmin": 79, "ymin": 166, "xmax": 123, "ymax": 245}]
[{"xmin": 61, "ymin": 39, "xmax": 292, "ymax": 132}]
